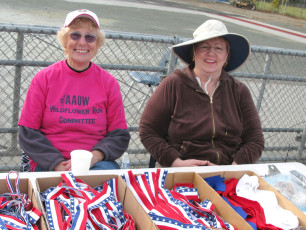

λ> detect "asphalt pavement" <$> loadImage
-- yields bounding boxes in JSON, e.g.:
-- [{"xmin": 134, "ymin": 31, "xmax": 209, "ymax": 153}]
[{"xmin": 0, "ymin": 0, "xmax": 305, "ymax": 51}]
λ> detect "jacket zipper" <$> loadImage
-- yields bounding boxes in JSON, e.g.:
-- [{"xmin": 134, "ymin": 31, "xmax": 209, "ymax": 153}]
[
  {"xmin": 196, "ymin": 85, "xmax": 220, "ymax": 164},
  {"xmin": 210, "ymin": 95, "xmax": 220, "ymax": 164}
]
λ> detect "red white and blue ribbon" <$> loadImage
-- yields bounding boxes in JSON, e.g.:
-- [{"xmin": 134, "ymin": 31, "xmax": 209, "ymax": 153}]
[
  {"xmin": 40, "ymin": 172, "xmax": 135, "ymax": 230},
  {"xmin": 122, "ymin": 169, "xmax": 235, "ymax": 230},
  {"xmin": 0, "ymin": 171, "xmax": 42, "ymax": 230}
]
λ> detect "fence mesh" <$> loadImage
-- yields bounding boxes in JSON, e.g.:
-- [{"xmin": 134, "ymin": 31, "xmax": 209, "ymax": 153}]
[{"xmin": 0, "ymin": 24, "xmax": 305, "ymax": 171}]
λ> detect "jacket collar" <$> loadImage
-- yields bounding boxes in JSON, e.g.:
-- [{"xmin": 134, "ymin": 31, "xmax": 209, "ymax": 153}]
[{"xmin": 177, "ymin": 66, "xmax": 229, "ymax": 90}]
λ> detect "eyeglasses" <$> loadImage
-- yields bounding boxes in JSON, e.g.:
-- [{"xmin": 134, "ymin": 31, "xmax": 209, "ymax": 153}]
[
  {"xmin": 199, "ymin": 45, "xmax": 227, "ymax": 53},
  {"xmin": 69, "ymin": 31, "xmax": 97, "ymax": 43}
]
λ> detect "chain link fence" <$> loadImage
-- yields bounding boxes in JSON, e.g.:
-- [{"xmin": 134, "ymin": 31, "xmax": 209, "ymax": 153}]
[{"xmin": 0, "ymin": 23, "xmax": 305, "ymax": 171}]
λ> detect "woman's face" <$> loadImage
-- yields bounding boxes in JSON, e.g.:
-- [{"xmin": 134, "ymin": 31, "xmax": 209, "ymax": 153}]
[
  {"xmin": 66, "ymin": 22, "xmax": 98, "ymax": 71},
  {"xmin": 193, "ymin": 37, "xmax": 229, "ymax": 77}
]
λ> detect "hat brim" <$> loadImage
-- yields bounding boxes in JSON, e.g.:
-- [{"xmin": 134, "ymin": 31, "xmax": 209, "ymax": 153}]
[
  {"xmin": 171, "ymin": 33, "xmax": 250, "ymax": 72},
  {"xmin": 64, "ymin": 11, "xmax": 100, "ymax": 29}
]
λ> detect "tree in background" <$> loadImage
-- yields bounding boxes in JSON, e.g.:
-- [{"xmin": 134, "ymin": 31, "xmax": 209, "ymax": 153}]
[{"xmin": 272, "ymin": 0, "xmax": 281, "ymax": 11}]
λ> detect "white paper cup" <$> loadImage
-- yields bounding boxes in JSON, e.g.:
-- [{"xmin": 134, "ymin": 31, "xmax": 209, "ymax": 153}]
[{"xmin": 70, "ymin": 150, "xmax": 93, "ymax": 175}]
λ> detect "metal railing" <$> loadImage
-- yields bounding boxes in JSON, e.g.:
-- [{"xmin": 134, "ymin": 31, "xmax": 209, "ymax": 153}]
[{"xmin": 0, "ymin": 23, "xmax": 305, "ymax": 171}]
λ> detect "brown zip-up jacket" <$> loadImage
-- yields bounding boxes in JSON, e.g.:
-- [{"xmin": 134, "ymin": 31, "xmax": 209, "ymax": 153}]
[{"xmin": 139, "ymin": 66, "xmax": 264, "ymax": 167}]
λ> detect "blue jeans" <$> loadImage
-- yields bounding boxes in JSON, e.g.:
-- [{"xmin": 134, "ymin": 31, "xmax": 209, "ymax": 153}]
[
  {"xmin": 34, "ymin": 160, "xmax": 120, "ymax": 172},
  {"xmin": 90, "ymin": 160, "xmax": 120, "ymax": 170}
]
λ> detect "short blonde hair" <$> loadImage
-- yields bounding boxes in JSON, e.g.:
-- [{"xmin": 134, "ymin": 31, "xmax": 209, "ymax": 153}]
[{"xmin": 57, "ymin": 17, "xmax": 105, "ymax": 57}]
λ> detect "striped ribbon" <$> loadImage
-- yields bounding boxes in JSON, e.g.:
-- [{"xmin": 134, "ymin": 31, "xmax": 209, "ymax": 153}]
[
  {"xmin": 122, "ymin": 169, "xmax": 235, "ymax": 230},
  {"xmin": 40, "ymin": 172, "xmax": 135, "ymax": 230},
  {"xmin": 0, "ymin": 171, "xmax": 42, "ymax": 230}
]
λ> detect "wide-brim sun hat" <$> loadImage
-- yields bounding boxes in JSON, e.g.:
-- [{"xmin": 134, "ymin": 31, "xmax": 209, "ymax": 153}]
[
  {"xmin": 171, "ymin": 19, "xmax": 250, "ymax": 72},
  {"xmin": 64, "ymin": 9, "xmax": 100, "ymax": 29}
]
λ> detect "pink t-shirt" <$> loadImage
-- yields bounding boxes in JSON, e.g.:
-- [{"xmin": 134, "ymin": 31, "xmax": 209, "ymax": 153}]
[{"xmin": 19, "ymin": 60, "xmax": 128, "ymax": 161}]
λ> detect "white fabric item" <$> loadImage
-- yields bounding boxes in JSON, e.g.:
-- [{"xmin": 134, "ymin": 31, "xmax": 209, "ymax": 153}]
[
  {"xmin": 196, "ymin": 76, "xmax": 218, "ymax": 95},
  {"xmin": 204, "ymin": 76, "xmax": 212, "ymax": 95},
  {"xmin": 236, "ymin": 174, "xmax": 299, "ymax": 230}
]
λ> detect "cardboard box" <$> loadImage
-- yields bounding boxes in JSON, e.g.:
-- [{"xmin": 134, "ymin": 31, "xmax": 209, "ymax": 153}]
[
  {"xmin": 36, "ymin": 174, "xmax": 156, "ymax": 230},
  {"xmin": 0, "ymin": 176, "xmax": 47, "ymax": 230},
  {"xmin": 197, "ymin": 170, "xmax": 306, "ymax": 228},
  {"xmin": 126, "ymin": 171, "xmax": 252, "ymax": 230}
]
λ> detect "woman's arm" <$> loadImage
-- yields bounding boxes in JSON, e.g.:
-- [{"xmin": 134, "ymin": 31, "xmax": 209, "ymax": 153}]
[
  {"xmin": 92, "ymin": 76, "xmax": 130, "ymax": 163},
  {"xmin": 140, "ymin": 83, "xmax": 209, "ymax": 168},
  {"xmin": 18, "ymin": 71, "xmax": 68, "ymax": 171},
  {"xmin": 232, "ymin": 84, "xmax": 265, "ymax": 164},
  {"xmin": 92, "ymin": 128, "xmax": 130, "ymax": 162},
  {"xmin": 139, "ymin": 78, "xmax": 178, "ymax": 167},
  {"xmin": 19, "ymin": 126, "xmax": 66, "ymax": 171}
]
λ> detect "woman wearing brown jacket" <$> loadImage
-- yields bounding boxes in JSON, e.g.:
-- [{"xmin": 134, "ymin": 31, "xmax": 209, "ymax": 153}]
[{"xmin": 139, "ymin": 19, "xmax": 264, "ymax": 167}]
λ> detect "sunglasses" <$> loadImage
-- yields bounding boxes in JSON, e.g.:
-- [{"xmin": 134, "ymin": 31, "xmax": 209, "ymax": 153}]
[{"xmin": 69, "ymin": 31, "xmax": 97, "ymax": 43}]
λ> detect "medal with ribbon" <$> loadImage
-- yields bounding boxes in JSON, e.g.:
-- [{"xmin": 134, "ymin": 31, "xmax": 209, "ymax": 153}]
[
  {"xmin": 40, "ymin": 172, "xmax": 135, "ymax": 230},
  {"xmin": 122, "ymin": 169, "xmax": 234, "ymax": 230},
  {"xmin": 0, "ymin": 171, "xmax": 42, "ymax": 230}
]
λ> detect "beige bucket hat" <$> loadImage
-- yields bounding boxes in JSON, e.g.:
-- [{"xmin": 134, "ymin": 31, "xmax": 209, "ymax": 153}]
[{"xmin": 171, "ymin": 19, "xmax": 251, "ymax": 72}]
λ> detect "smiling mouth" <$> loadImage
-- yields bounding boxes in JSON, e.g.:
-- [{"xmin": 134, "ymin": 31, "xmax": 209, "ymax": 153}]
[
  {"xmin": 205, "ymin": 59, "xmax": 216, "ymax": 63},
  {"xmin": 75, "ymin": 49, "xmax": 89, "ymax": 53}
]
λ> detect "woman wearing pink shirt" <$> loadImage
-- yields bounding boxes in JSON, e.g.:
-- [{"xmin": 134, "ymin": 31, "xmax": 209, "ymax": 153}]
[{"xmin": 18, "ymin": 9, "xmax": 130, "ymax": 172}]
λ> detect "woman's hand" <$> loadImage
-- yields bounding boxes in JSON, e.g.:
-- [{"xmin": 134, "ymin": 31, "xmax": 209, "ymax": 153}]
[
  {"xmin": 232, "ymin": 161, "xmax": 238, "ymax": 165},
  {"xmin": 91, "ymin": 150, "xmax": 105, "ymax": 167},
  {"xmin": 54, "ymin": 160, "xmax": 71, "ymax": 171},
  {"xmin": 171, "ymin": 158, "xmax": 211, "ymax": 167},
  {"xmin": 207, "ymin": 161, "xmax": 217, "ymax": 166}
]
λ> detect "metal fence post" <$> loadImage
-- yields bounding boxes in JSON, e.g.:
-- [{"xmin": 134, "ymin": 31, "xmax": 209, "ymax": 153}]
[
  {"xmin": 11, "ymin": 31, "xmax": 24, "ymax": 151},
  {"xmin": 297, "ymin": 126, "xmax": 306, "ymax": 161},
  {"xmin": 166, "ymin": 36, "xmax": 180, "ymax": 76},
  {"xmin": 256, "ymin": 53, "xmax": 272, "ymax": 113}
]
